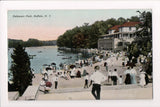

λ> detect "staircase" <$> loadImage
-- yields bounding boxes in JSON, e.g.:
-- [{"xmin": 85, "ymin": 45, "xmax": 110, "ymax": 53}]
[{"xmin": 49, "ymin": 83, "xmax": 152, "ymax": 94}]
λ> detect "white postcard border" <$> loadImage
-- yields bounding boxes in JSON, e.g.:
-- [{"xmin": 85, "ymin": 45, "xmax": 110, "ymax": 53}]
[{"xmin": 0, "ymin": 1, "xmax": 160, "ymax": 107}]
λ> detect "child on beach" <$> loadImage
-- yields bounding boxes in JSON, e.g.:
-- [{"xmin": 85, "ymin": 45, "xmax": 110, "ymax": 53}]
[
  {"xmin": 84, "ymin": 73, "xmax": 89, "ymax": 88},
  {"xmin": 31, "ymin": 69, "xmax": 35, "ymax": 78},
  {"xmin": 118, "ymin": 75, "xmax": 123, "ymax": 85}
]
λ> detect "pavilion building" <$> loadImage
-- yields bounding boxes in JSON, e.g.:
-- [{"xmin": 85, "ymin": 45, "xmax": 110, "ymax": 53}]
[{"xmin": 98, "ymin": 21, "xmax": 140, "ymax": 50}]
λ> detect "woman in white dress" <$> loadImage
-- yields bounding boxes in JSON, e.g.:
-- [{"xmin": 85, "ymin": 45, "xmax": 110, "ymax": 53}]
[
  {"xmin": 139, "ymin": 69, "xmax": 146, "ymax": 87},
  {"xmin": 130, "ymin": 67, "xmax": 137, "ymax": 84}
]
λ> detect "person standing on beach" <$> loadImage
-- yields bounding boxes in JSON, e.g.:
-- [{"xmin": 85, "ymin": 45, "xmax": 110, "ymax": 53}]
[
  {"xmin": 90, "ymin": 59, "xmax": 93, "ymax": 67},
  {"xmin": 86, "ymin": 59, "xmax": 88, "ymax": 66},
  {"xmin": 125, "ymin": 74, "xmax": 131, "ymax": 85},
  {"xmin": 40, "ymin": 78, "xmax": 46, "ymax": 92},
  {"xmin": 64, "ymin": 64, "xmax": 68, "ymax": 71},
  {"xmin": 105, "ymin": 62, "xmax": 108, "ymax": 72},
  {"xmin": 31, "ymin": 69, "xmax": 35, "ymax": 78},
  {"xmin": 130, "ymin": 66, "xmax": 137, "ymax": 84},
  {"xmin": 111, "ymin": 69, "xmax": 118, "ymax": 85},
  {"xmin": 70, "ymin": 68, "xmax": 76, "ymax": 78},
  {"xmin": 53, "ymin": 74, "xmax": 58, "ymax": 89},
  {"xmin": 76, "ymin": 68, "xmax": 81, "ymax": 78},
  {"xmin": 84, "ymin": 73, "xmax": 89, "ymax": 88},
  {"xmin": 108, "ymin": 70, "xmax": 112, "ymax": 82},
  {"xmin": 80, "ymin": 61, "xmax": 83, "ymax": 67},
  {"xmin": 44, "ymin": 73, "xmax": 48, "ymax": 81},
  {"xmin": 89, "ymin": 66, "xmax": 107, "ymax": 100},
  {"xmin": 118, "ymin": 75, "xmax": 123, "ymax": 85},
  {"xmin": 139, "ymin": 68, "xmax": 147, "ymax": 88},
  {"xmin": 116, "ymin": 54, "xmax": 119, "ymax": 60}
]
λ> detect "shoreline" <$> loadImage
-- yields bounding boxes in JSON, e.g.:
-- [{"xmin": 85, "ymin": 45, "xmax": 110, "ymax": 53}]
[{"xmin": 8, "ymin": 45, "xmax": 58, "ymax": 49}]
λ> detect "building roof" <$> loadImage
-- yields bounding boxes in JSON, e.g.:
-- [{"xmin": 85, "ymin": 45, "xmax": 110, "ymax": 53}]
[
  {"xmin": 109, "ymin": 25, "xmax": 121, "ymax": 31},
  {"xmin": 120, "ymin": 22, "xmax": 140, "ymax": 27},
  {"xmin": 109, "ymin": 22, "xmax": 140, "ymax": 31}
]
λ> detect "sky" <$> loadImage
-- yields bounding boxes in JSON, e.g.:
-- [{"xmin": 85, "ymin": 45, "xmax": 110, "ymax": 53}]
[{"xmin": 8, "ymin": 9, "xmax": 151, "ymax": 41}]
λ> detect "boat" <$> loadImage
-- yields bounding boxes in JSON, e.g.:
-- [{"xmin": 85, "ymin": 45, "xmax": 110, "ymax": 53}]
[
  {"xmin": 38, "ymin": 51, "xmax": 42, "ymax": 53},
  {"xmin": 62, "ymin": 56, "xmax": 72, "ymax": 59},
  {"xmin": 29, "ymin": 55, "xmax": 36, "ymax": 59},
  {"xmin": 57, "ymin": 54, "xmax": 65, "ymax": 56}
]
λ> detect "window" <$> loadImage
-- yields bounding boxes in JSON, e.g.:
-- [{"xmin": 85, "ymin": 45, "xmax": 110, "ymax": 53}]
[{"xmin": 129, "ymin": 27, "xmax": 131, "ymax": 31}]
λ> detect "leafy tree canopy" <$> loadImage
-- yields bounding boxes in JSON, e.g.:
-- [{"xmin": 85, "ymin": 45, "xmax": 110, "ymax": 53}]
[
  {"xmin": 57, "ymin": 14, "xmax": 143, "ymax": 49},
  {"xmin": 127, "ymin": 11, "xmax": 152, "ymax": 75}
]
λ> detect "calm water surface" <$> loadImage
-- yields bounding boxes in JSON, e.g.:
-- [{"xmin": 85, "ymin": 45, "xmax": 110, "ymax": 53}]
[{"xmin": 8, "ymin": 46, "xmax": 88, "ymax": 74}]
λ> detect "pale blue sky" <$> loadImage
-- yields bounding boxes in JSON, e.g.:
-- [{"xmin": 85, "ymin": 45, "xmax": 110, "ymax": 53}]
[{"xmin": 8, "ymin": 9, "xmax": 151, "ymax": 40}]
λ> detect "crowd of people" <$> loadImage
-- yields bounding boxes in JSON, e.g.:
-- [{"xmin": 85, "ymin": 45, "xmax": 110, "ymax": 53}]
[{"xmin": 38, "ymin": 50, "xmax": 151, "ymax": 99}]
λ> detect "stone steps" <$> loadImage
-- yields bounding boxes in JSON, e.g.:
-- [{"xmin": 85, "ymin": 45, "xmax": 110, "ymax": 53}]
[{"xmin": 49, "ymin": 83, "xmax": 152, "ymax": 94}]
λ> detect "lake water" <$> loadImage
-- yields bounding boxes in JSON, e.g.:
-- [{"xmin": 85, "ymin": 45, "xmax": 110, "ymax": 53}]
[{"xmin": 8, "ymin": 46, "xmax": 89, "ymax": 74}]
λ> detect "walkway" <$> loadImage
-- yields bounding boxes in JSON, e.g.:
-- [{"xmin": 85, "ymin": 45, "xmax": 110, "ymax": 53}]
[{"xmin": 37, "ymin": 84, "xmax": 152, "ymax": 100}]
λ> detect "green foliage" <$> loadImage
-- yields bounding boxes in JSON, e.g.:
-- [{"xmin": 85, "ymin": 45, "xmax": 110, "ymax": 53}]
[
  {"xmin": 8, "ymin": 39, "xmax": 24, "ymax": 48},
  {"xmin": 8, "ymin": 39, "xmax": 56, "ymax": 48},
  {"xmin": 127, "ymin": 16, "xmax": 140, "ymax": 22},
  {"xmin": 127, "ymin": 11, "xmax": 152, "ymax": 58},
  {"xmin": 23, "ymin": 39, "xmax": 42, "ymax": 47},
  {"xmin": 72, "ymin": 33, "xmax": 85, "ymax": 48},
  {"xmin": 10, "ymin": 44, "xmax": 33, "ymax": 95},
  {"xmin": 126, "ymin": 11, "xmax": 152, "ymax": 75},
  {"xmin": 127, "ymin": 37, "xmax": 152, "ymax": 60},
  {"xmin": 136, "ymin": 11, "xmax": 152, "ymax": 37},
  {"xmin": 57, "ymin": 16, "xmax": 137, "ymax": 49},
  {"xmin": 117, "ymin": 17, "xmax": 126, "ymax": 25},
  {"xmin": 145, "ymin": 57, "xmax": 152, "ymax": 75}
]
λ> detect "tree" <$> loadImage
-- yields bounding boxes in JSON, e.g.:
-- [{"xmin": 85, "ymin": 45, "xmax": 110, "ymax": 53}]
[
  {"xmin": 25, "ymin": 39, "xmax": 43, "ymax": 47},
  {"xmin": 127, "ymin": 16, "xmax": 140, "ymax": 22},
  {"xmin": 117, "ymin": 17, "xmax": 126, "ymax": 25},
  {"xmin": 126, "ymin": 11, "xmax": 152, "ymax": 75},
  {"xmin": 72, "ymin": 33, "xmax": 85, "ymax": 48},
  {"xmin": 136, "ymin": 11, "xmax": 152, "ymax": 37},
  {"xmin": 10, "ymin": 44, "xmax": 33, "ymax": 95},
  {"xmin": 56, "ymin": 15, "xmax": 140, "ymax": 49}
]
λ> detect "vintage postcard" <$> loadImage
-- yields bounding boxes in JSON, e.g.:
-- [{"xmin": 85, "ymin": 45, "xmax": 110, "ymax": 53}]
[
  {"xmin": 8, "ymin": 9, "xmax": 153, "ymax": 100},
  {"xmin": 1, "ymin": 0, "xmax": 160, "ymax": 107}
]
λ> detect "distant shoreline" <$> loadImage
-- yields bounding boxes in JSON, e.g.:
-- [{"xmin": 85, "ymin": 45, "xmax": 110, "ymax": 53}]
[
  {"xmin": 8, "ymin": 45, "xmax": 58, "ymax": 48},
  {"xmin": 8, "ymin": 38, "xmax": 57, "ymax": 48},
  {"xmin": 8, "ymin": 45, "xmax": 58, "ymax": 49}
]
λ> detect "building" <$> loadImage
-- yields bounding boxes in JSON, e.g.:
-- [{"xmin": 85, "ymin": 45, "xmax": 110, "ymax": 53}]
[{"xmin": 98, "ymin": 22, "xmax": 140, "ymax": 51}]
